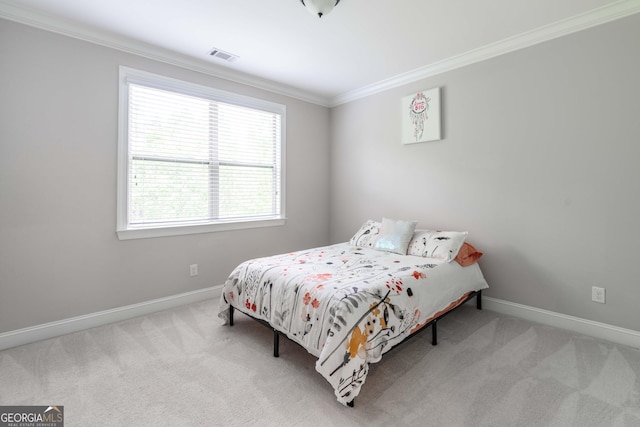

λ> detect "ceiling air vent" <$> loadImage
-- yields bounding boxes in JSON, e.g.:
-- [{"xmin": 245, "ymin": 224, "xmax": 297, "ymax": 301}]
[{"xmin": 208, "ymin": 48, "xmax": 238, "ymax": 62}]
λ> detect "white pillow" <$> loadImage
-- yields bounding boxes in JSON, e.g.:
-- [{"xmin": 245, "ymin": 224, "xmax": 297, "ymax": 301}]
[
  {"xmin": 406, "ymin": 230, "xmax": 468, "ymax": 262},
  {"xmin": 349, "ymin": 220, "xmax": 381, "ymax": 248},
  {"xmin": 374, "ymin": 218, "xmax": 417, "ymax": 255}
]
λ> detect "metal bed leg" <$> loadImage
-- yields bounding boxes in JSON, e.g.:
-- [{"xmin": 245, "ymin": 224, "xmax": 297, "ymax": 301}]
[
  {"xmin": 273, "ymin": 330, "xmax": 280, "ymax": 358},
  {"xmin": 432, "ymin": 319, "xmax": 438, "ymax": 345},
  {"xmin": 229, "ymin": 305, "xmax": 234, "ymax": 326},
  {"xmin": 476, "ymin": 290, "xmax": 482, "ymax": 310}
]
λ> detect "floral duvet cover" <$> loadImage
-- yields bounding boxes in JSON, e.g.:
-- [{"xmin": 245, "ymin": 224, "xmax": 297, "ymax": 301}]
[{"xmin": 218, "ymin": 243, "xmax": 489, "ymax": 405}]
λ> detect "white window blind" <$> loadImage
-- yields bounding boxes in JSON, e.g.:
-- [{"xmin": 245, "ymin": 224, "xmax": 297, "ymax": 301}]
[{"xmin": 117, "ymin": 67, "xmax": 285, "ymax": 239}]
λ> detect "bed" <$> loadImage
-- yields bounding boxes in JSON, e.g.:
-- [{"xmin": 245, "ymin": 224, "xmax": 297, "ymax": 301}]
[{"xmin": 218, "ymin": 219, "xmax": 489, "ymax": 406}]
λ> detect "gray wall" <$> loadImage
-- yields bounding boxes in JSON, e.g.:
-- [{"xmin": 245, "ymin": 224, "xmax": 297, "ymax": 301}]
[
  {"xmin": 0, "ymin": 19, "xmax": 331, "ymax": 333},
  {"xmin": 2, "ymin": 13, "xmax": 639, "ymax": 336},
  {"xmin": 329, "ymin": 14, "xmax": 640, "ymax": 332}
]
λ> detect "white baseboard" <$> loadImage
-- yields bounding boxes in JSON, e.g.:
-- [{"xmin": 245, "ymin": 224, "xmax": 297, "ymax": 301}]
[
  {"xmin": 0, "ymin": 285, "xmax": 224, "ymax": 351},
  {"xmin": 2, "ymin": 289, "xmax": 637, "ymax": 352},
  {"xmin": 483, "ymin": 296, "xmax": 640, "ymax": 350}
]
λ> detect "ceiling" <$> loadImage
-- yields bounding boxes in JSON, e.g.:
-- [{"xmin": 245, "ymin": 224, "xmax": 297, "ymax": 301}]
[{"xmin": 1, "ymin": 0, "xmax": 638, "ymax": 106}]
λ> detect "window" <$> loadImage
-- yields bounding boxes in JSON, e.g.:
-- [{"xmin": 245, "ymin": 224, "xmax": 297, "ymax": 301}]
[{"xmin": 117, "ymin": 67, "xmax": 285, "ymax": 239}]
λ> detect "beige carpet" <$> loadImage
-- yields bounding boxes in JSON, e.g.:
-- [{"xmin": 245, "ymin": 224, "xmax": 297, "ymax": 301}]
[{"xmin": 1, "ymin": 299, "xmax": 639, "ymax": 426}]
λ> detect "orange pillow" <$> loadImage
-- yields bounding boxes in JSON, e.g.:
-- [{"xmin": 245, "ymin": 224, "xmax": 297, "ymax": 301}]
[{"xmin": 454, "ymin": 242, "xmax": 483, "ymax": 266}]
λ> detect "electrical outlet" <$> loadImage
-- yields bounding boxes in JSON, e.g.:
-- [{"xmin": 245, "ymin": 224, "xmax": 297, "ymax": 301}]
[
  {"xmin": 189, "ymin": 264, "xmax": 198, "ymax": 277},
  {"xmin": 592, "ymin": 286, "xmax": 605, "ymax": 304}
]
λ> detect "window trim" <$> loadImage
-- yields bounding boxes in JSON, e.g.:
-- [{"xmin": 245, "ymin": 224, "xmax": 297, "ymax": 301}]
[{"xmin": 116, "ymin": 67, "xmax": 286, "ymax": 240}]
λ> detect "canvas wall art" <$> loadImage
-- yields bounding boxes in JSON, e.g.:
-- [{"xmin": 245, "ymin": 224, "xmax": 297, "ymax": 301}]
[{"xmin": 402, "ymin": 87, "xmax": 441, "ymax": 144}]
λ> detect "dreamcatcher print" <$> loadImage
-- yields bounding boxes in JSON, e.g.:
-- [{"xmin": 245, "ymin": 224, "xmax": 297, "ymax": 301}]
[
  {"xmin": 409, "ymin": 92, "xmax": 430, "ymax": 141},
  {"xmin": 402, "ymin": 87, "xmax": 441, "ymax": 144}
]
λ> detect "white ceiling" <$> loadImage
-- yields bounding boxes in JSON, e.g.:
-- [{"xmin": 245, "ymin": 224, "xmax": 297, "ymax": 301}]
[{"xmin": 1, "ymin": 0, "xmax": 638, "ymax": 106}]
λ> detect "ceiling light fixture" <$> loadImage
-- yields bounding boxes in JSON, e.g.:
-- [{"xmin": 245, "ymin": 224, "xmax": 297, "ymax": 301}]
[{"xmin": 300, "ymin": 0, "xmax": 341, "ymax": 18}]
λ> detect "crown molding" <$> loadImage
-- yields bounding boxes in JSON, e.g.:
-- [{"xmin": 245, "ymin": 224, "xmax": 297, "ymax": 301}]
[
  {"xmin": 330, "ymin": 0, "xmax": 640, "ymax": 106},
  {"xmin": 0, "ymin": 1, "xmax": 333, "ymax": 107},
  {"xmin": 1, "ymin": 1, "xmax": 639, "ymax": 109}
]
